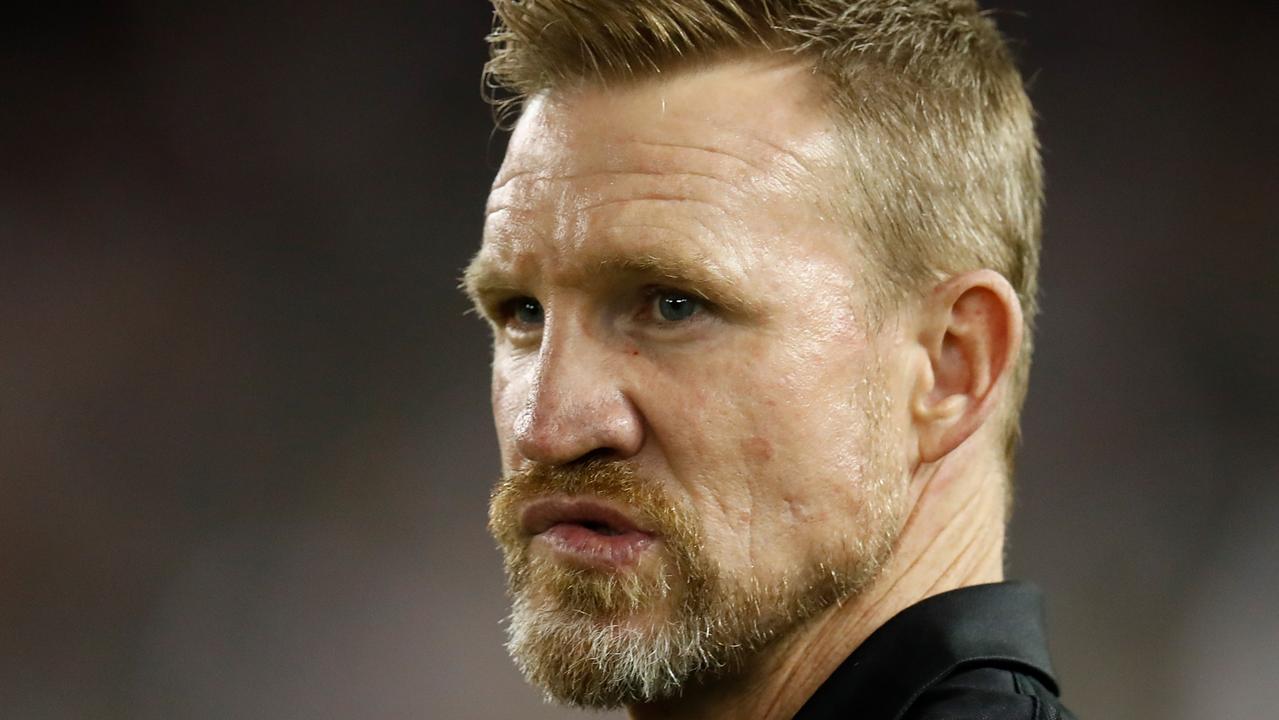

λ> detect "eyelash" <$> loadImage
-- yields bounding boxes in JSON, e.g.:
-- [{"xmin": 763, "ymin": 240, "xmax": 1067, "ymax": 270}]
[
  {"xmin": 640, "ymin": 286, "xmax": 708, "ymax": 325},
  {"xmin": 487, "ymin": 287, "xmax": 713, "ymax": 336},
  {"xmin": 494, "ymin": 296, "xmax": 542, "ymax": 328}
]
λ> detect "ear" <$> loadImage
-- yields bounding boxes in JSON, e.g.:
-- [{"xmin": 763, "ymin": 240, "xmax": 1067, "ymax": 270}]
[{"xmin": 909, "ymin": 270, "xmax": 1023, "ymax": 464}]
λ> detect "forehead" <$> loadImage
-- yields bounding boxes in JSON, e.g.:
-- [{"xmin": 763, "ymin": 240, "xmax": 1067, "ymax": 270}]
[
  {"xmin": 494, "ymin": 58, "xmax": 837, "ymax": 199},
  {"xmin": 474, "ymin": 57, "xmax": 856, "ymax": 291}
]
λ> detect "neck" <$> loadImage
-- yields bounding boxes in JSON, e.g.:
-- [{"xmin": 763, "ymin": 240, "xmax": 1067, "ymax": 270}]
[{"xmin": 629, "ymin": 456, "xmax": 1007, "ymax": 720}]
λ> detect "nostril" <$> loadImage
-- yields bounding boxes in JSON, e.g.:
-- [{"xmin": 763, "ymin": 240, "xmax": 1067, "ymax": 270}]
[{"xmin": 574, "ymin": 448, "xmax": 617, "ymax": 466}]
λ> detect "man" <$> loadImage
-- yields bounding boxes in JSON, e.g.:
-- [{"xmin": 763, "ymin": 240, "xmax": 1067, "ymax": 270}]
[{"xmin": 464, "ymin": 1, "xmax": 1075, "ymax": 718}]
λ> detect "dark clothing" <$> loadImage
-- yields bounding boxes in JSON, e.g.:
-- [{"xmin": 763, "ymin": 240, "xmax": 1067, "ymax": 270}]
[{"xmin": 794, "ymin": 582, "xmax": 1077, "ymax": 720}]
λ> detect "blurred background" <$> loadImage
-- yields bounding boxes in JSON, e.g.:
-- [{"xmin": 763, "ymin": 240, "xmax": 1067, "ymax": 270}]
[{"xmin": 2, "ymin": 2, "xmax": 1276, "ymax": 718}]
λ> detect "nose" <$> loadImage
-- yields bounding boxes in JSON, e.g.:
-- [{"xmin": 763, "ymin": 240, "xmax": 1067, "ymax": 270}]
[{"xmin": 511, "ymin": 328, "xmax": 645, "ymax": 467}]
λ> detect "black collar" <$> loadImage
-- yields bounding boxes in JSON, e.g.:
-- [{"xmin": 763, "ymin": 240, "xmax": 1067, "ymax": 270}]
[{"xmin": 794, "ymin": 581, "xmax": 1059, "ymax": 720}]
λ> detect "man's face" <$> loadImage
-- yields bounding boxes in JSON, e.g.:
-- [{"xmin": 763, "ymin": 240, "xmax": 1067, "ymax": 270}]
[{"xmin": 468, "ymin": 59, "xmax": 909, "ymax": 707}]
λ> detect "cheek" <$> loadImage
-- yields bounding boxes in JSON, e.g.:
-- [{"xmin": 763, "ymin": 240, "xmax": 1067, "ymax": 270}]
[
  {"xmin": 707, "ymin": 348, "xmax": 877, "ymax": 525},
  {"xmin": 490, "ymin": 360, "xmax": 529, "ymax": 467},
  {"xmin": 649, "ymin": 357, "xmax": 798, "ymax": 528}
]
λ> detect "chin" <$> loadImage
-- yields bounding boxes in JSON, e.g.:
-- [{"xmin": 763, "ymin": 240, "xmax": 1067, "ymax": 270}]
[{"xmin": 505, "ymin": 589, "xmax": 706, "ymax": 708}]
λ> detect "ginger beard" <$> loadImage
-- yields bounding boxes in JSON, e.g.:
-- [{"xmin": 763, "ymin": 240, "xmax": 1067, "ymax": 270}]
[{"xmin": 488, "ymin": 387, "xmax": 906, "ymax": 709}]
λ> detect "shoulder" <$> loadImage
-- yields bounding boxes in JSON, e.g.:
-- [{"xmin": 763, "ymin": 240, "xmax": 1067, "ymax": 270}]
[{"xmin": 901, "ymin": 664, "xmax": 1078, "ymax": 720}]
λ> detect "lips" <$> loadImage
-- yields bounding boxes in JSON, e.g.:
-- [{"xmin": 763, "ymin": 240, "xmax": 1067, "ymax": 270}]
[{"xmin": 520, "ymin": 497, "xmax": 656, "ymax": 567}]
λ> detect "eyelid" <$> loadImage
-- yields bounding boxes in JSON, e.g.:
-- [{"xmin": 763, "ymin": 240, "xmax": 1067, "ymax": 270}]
[
  {"xmin": 474, "ymin": 294, "xmax": 544, "ymax": 346},
  {"xmin": 639, "ymin": 285, "xmax": 715, "ymax": 325},
  {"xmin": 643, "ymin": 283, "xmax": 712, "ymax": 305},
  {"xmin": 502, "ymin": 295, "xmax": 543, "ymax": 323},
  {"xmin": 473, "ymin": 295, "xmax": 511, "ymax": 325},
  {"xmin": 468, "ymin": 286, "xmax": 513, "ymax": 317}
]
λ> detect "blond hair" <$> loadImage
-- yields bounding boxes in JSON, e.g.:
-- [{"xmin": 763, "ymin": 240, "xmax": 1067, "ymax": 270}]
[{"xmin": 484, "ymin": 0, "xmax": 1043, "ymax": 480}]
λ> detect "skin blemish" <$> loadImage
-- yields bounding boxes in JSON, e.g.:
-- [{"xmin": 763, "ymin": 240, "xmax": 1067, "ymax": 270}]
[{"xmin": 741, "ymin": 435, "xmax": 774, "ymax": 462}]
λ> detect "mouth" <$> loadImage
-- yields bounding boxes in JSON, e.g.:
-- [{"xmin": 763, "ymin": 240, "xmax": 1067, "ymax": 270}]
[{"xmin": 520, "ymin": 497, "xmax": 657, "ymax": 567}]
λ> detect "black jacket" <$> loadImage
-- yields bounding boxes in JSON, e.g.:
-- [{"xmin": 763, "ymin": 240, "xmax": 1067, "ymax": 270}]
[{"xmin": 794, "ymin": 582, "xmax": 1077, "ymax": 720}]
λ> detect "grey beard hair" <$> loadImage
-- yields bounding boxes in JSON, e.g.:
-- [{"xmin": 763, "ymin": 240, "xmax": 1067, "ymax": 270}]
[
  {"xmin": 502, "ymin": 534, "xmax": 897, "ymax": 709},
  {"xmin": 506, "ymin": 594, "xmax": 717, "ymax": 706}
]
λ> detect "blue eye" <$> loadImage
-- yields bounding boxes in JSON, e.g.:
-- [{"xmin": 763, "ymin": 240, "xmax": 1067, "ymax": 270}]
[
  {"xmin": 508, "ymin": 297, "xmax": 544, "ymax": 326},
  {"xmin": 656, "ymin": 291, "xmax": 699, "ymax": 322}
]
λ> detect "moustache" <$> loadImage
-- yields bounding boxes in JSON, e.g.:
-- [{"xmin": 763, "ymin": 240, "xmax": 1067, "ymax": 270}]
[{"xmin": 488, "ymin": 460, "xmax": 699, "ymax": 555}]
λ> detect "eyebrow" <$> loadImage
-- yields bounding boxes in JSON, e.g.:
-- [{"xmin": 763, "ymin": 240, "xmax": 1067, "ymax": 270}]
[{"xmin": 462, "ymin": 245, "xmax": 760, "ymax": 318}]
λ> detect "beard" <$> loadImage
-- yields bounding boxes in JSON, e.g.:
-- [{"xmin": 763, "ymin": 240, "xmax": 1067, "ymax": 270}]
[{"xmin": 487, "ymin": 443, "xmax": 905, "ymax": 710}]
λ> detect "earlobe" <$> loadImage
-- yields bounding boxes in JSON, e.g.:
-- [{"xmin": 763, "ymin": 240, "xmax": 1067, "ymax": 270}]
[{"xmin": 910, "ymin": 270, "xmax": 1023, "ymax": 464}]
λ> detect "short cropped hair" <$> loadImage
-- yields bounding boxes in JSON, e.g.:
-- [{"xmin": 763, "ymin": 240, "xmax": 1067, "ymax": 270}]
[{"xmin": 484, "ymin": 0, "xmax": 1043, "ymax": 483}]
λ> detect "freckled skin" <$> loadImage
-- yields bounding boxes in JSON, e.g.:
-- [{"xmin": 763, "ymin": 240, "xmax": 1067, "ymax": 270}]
[
  {"xmin": 478, "ymin": 59, "xmax": 907, "ymax": 620},
  {"xmin": 740, "ymin": 436, "xmax": 775, "ymax": 463}
]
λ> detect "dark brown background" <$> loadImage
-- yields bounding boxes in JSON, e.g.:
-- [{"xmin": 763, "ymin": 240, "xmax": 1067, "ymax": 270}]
[{"xmin": 3, "ymin": 2, "xmax": 1276, "ymax": 718}]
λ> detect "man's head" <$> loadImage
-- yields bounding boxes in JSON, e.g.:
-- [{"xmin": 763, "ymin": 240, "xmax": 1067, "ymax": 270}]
[{"xmin": 465, "ymin": 0, "xmax": 1040, "ymax": 710}]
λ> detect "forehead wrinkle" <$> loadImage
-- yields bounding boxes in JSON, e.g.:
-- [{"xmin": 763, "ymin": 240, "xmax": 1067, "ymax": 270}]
[
  {"xmin": 627, "ymin": 133, "xmax": 834, "ymax": 201},
  {"xmin": 494, "ymin": 167, "xmax": 737, "ymax": 194},
  {"xmin": 576, "ymin": 194, "xmax": 733, "ymax": 219},
  {"xmin": 486, "ymin": 171, "xmax": 741, "ymax": 219},
  {"xmin": 496, "ymin": 113, "xmax": 809, "ymax": 197},
  {"xmin": 626, "ymin": 138, "xmax": 770, "ymax": 177},
  {"xmin": 566, "ymin": 98, "xmax": 835, "ymax": 187},
  {"xmin": 489, "ymin": 167, "xmax": 537, "ymax": 196}
]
